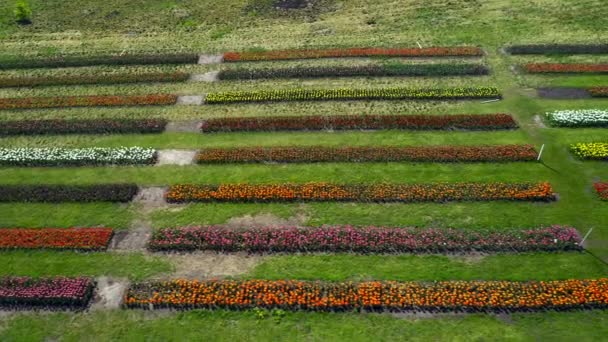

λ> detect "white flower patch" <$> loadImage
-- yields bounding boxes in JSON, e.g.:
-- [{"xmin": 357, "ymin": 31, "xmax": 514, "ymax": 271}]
[
  {"xmin": 546, "ymin": 109, "xmax": 608, "ymax": 127},
  {"xmin": 0, "ymin": 147, "xmax": 157, "ymax": 166}
]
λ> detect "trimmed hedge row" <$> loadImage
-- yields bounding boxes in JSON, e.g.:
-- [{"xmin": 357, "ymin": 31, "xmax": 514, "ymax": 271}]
[
  {"xmin": 0, "ymin": 94, "xmax": 177, "ymax": 110},
  {"xmin": 0, "ymin": 72, "xmax": 189, "ymax": 88},
  {"xmin": 200, "ymin": 114, "xmax": 518, "ymax": 132},
  {"xmin": 164, "ymin": 182, "xmax": 556, "ymax": 203},
  {"xmin": 0, "ymin": 277, "xmax": 94, "ymax": 309},
  {"xmin": 218, "ymin": 64, "xmax": 489, "ymax": 80},
  {"xmin": 523, "ymin": 63, "xmax": 608, "ymax": 74},
  {"xmin": 0, "ymin": 54, "xmax": 199, "ymax": 70},
  {"xmin": 0, "ymin": 228, "xmax": 113, "ymax": 251},
  {"xmin": 0, "ymin": 147, "xmax": 157, "ymax": 166},
  {"xmin": 506, "ymin": 44, "xmax": 608, "ymax": 55},
  {"xmin": 205, "ymin": 87, "xmax": 501, "ymax": 104},
  {"xmin": 0, "ymin": 184, "xmax": 138, "ymax": 202},
  {"xmin": 124, "ymin": 278, "xmax": 608, "ymax": 312},
  {"xmin": 149, "ymin": 225, "xmax": 581, "ymax": 253},
  {"xmin": 223, "ymin": 47, "xmax": 484, "ymax": 62},
  {"xmin": 0, "ymin": 119, "xmax": 168, "ymax": 136},
  {"xmin": 195, "ymin": 145, "xmax": 538, "ymax": 164}
]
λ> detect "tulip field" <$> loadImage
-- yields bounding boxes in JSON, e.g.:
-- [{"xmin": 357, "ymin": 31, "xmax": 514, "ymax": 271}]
[{"xmin": 0, "ymin": 0, "xmax": 607, "ymax": 340}]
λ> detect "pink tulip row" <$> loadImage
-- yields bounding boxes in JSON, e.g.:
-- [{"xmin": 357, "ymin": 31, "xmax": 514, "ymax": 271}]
[{"xmin": 0, "ymin": 277, "xmax": 94, "ymax": 309}]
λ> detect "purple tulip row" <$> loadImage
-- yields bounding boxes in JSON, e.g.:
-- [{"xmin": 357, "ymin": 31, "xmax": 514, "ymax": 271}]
[
  {"xmin": 149, "ymin": 225, "xmax": 582, "ymax": 253},
  {"xmin": 0, "ymin": 277, "xmax": 94, "ymax": 309}
]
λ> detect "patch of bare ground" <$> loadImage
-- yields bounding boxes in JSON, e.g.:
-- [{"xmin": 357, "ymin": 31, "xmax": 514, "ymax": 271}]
[
  {"xmin": 159, "ymin": 252, "xmax": 264, "ymax": 280},
  {"xmin": 165, "ymin": 120, "xmax": 202, "ymax": 133},
  {"xmin": 533, "ymin": 115, "xmax": 547, "ymax": 128},
  {"xmin": 225, "ymin": 212, "xmax": 309, "ymax": 228},
  {"xmin": 133, "ymin": 187, "xmax": 169, "ymax": 212},
  {"xmin": 90, "ymin": 277, "xmax": 129, "ymax": 310}
]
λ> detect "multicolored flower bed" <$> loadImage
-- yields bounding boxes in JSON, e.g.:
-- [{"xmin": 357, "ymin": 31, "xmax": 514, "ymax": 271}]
[
  {"xmin": 0, "ymin": 94, "xmax": 177, "ymax": 110},
  {"xmin": 594, "ymin": 182, "xmax": 608, "ymax": 200},
  {"xmin": 164, "ymin": 182, "xmax": 556, "ymax": 203},
  {"xmin": 0, "ymin": 147, "xmax": 157, "ymax": 166},
  {"xmin": 0, "ymin": 277, "xmax": 94, "ymax": 309},
  {"xmin": 200, "ymin": 114, "xmax": 518, "ymax": 132},
  {"xmin": 205, "ymin": 87, "xmax": 501, "ymax": 104},
  {"xmin": 570, "ymin": 143, "xmax": 608, "ymax": 160},
  {"xmin": 546, "ymin": 110, "xmax": 608, "ymax": 127},
  {"xmin": 195, "ymin": 145, "xmax": 537, "ymax": 164},
  {"xmin": 589, "ymin": 87, "xmax": 608, "ymax": 97},
  {"xmin": 218, "ymin": 64, "xmax": 489, "ymax": 80},
  {"xmin": 506, "ymin": 44, "xmax": 608, "ymax": 55},
  {"xmin": 523, "ymin": 63, "xmax": 608, "ymax": 74},
  {"xmin": 0, "ymin": 72, "xmax": 189, "ymax": 88},
  {"xmin": 149, "ymin": 225, "xmax": 581, "ymax": 253},
  {"xmin": 0, "ymin": 53, "xmax": 199, "ymax": 70},
  {"xmin": 0, "ymin": 228, "xmax": 113, "ymax": 251},
  {"xmin": 124, "ymin": 278, "xmax": 608, "ymax": 312},
  {"xmin": 223, "ymin": 47, "xmax": 484, "ymax": 62},
  {"xmin": 0, "ymin": 118, "xmax": 168, "ymax": 136},
  {"xmin": 0, "ymin": 184, "xmax": 138, "ymax": 202}
]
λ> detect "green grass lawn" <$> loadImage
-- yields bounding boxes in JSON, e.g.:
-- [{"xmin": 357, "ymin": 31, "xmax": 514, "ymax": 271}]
[{"xmin": 0, "ymin": 0, "xmax": 607, "ymax": 340}]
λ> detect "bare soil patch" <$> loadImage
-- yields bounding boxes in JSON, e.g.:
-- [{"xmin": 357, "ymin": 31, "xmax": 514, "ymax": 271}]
[
  {"xmin": 190, "ymin": 71, "xmax": 220, "ymax": 83},
  {"xmin": 110, "ymin": 221, "xmax": 152, "ymax": 251},
  {"xmin": 161, "ymin": 252, "xmax": 263, "ymax": 280},
  {"xmin": 537, "ymin": 87, "xmax": 591, "ymax": 99},
  {"xmin": 133, "ymin": 187, "xmax": 168, "ymax": 211},
  {"xmin": 156, "ymin": 150, "xmax": 197, "ymax": 166},
  {"xmin": 225, "ymin": 212, "xmax": 309, "ymax": 228},
  {"xmin": 90, "ymin": 277, "xmax": 129, "ymax": 310},
  {"xmin": 176, "ymin": 95, "xmax": 204, "ymax": 105},
  {"xmin": 533, "ymin": 115, "xmax": 547, "ymax": 128},
  {"xmin": 165, "ymin": 120, "xmax": 202, "ymax": 133}
]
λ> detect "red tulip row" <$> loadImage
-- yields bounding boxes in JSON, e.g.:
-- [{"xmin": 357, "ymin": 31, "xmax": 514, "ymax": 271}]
[
  {"xmin": 200, "ymin": 114, "xmax": 518, "ymax": 132},
  {"xmin": 0, "ymin": 277, "xmax": 94, "ymax": 309},
  {"xmin": 0, "ymin": 228, "xmax": 113, "ymax": 250},
  {"xmin": 0, "ymin": 94, "xmax": 177, "ymax": 110},
  {"xmin": 124, "ymin": 278, "xmax": 608, "ymax": 312},
  {"xmin": 523, "ymin": 63, "xmax": 608, "ymax": 74},
  {"xmin": 594, "ymin": 182, "xmax": 608, "ymax": 200},
  {"xmin": 195, "ymin": 145, "xmax": 538, "ymax": 164}
]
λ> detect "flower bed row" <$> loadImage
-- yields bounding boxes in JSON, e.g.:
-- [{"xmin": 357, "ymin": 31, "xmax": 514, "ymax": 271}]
[
  {"xmin": 0, "ymin": 228, "xmax": 113, "ymax": 251},
  {"xmin": 506, "ymin": 44, "xmax": 608, "ymax": 55},
  {"xmin": 204, "ymin": 87, "xmax": 501, "ymax": 104},
  {"xmin": 164, "ymin": 182, "xmax": 556, "ymax": 203},
  {"xmin": 570, "ymin": 143, "xmax": 608, "ymax": 160},
  {"xmin": 594, "ymin": 182, "xmax": 608, "ymax": 200},
  {"xmin": 195, "ymin": 145, "xmax": 538, "ymax": 164},
  {"xmin": 589, "ymin": 87, "xmax": 608, "ymax": 97},
  {"xmin": 0, "ymin": 94, "xmax": 177, "ymax": 110},
  {"xmin": 200, "ymin": 114, "xmax": 518, "ymax": 132},
  {"xmin": 0, "ymin": 147, "xmax": 157, "ymax": 166},
  {"xmin": 0, "ymin": 184, "xmax": 138, "ymax": 202},
  {"xmin": 546, "ymin": 110, "xmax": 608, "ymax": 127},
  {"xmin": 0, "ymin": 53, "xmax": 199, "ymax": 70},
  {"xmin": 523, "ymin": 63, "xmax": 608, "ymax": 74},
  {"xmin": 223, "ymin": 47, "xmax": 484, "ymax": 62},
  {"xmin": 0, "ymin": 72, "xmax": 189, "ymax": 88},
  {"xmin": 0, "ymin": 118, "xmax": 168, "ymax": 136},
  {"xmin": 218, "ymin": 64, "xmax": 489, "ymax": 80},
  {"xmin": 149, "ymin": 225, "xmax": 581, "ymax": 253},
  {"xmin": 0, "ymin": 277, "xmax": 94, "ymax": 309},
  {"xmin": 124, "ymin": 278, "xmax": 608, "ymax": 312}
]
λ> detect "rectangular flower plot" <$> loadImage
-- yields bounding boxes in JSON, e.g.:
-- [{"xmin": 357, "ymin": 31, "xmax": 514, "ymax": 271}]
[
  {"xmin": 204, "ymin": 87, "xmax": 501, "ymax": 104},
  {"xmin": 0, "ymin": 94, "xmax": 177, "ymax": 110},
  {"xmin": 164, "ymin": 182, "xmax": 556, "ymax": 203},
  {"xmin": 195, "ymin": 145, "xmax": 538, "ymax": 164},
  {"xmin": 124, "ymin": 278, "xmax": 608, "ymax": 312},
  {"xmin": 546, "ymin": 110, "xmax": 608, "ymax": 127},
  {"xmin": 0, "ymin": 228, "xmax": 113, "ymax": 250},
  {"xmin": 201, "ymin": 114, "xmax": 518, "ymax": 132},
  {"xmin": 218, "ymin": 64, "xmax": 489, "ymax": 80},
  {"xmin": 0, "ymin": 147, "xmax": 157, "ymax": 166},
  {"xmin": 506, "ymin": 44, "xmax": 608, "ymax": 55},
  {"xmin": 0, "ymin": 72, "xmax": 189, "ymax": 88},
  {"xmin": 571, "ymin": 143, "xmax": 608, "ymax": 160},
  {"xmin": 0, "ymin": 277, "xmax": 94, "ymax": 309},
  {"xmin": 589, "ymin": 87, "xmax": 608, "ymax": 97},
  {"xmin": 149, "ymin": 225, "xmax": 582, "ymax": 253},
  {"xmin": 523, "ymin": 63, "xmax": 608, "ymax": 74},
  {"xmin": 223, "ymin": 47, "xmax": 484, "ymax": 62},
  {"xmin": 594, "ymin": 182, "xmax": 608, "ymax": 200},
  {"xmin": 0, "ymin": 53, "xmax": 199, "ymax": 70},
  {"xmin": 0, "ymin": 184, "xmax": 139, "ymax": 202}
]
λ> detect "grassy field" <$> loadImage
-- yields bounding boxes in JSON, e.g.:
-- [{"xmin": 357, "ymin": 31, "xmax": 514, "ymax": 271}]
[{"xmin": 0, "ymin": 0, "xmax": 607, "ymax": 340}]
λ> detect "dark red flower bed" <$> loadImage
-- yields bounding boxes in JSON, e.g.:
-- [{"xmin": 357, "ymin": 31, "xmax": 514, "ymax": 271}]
[
  {"xmin": 0, "ymin": 72, "xmax": 189, "ymax": 88},
  {"xmin": 149, "ymin": 225, "xmax": 581, "ymax": 253},
  {"xmin": 195, "ymin": 145, "xmax": 537, "ymax": 163},
  {"xmin": 223, "ymin": 47, "xmax": 484, "ymax": 62},
  {"xmin": 0, "ymin": 228, "xmax": 114, "ymax": 250},
  {"xmin": 594, "ymin": 182, "xmax": 608, "ymax": 200},
  {"xmin": 0, "ymin": 94, "xmax": 177, "ymax": 110},
  {"xmin": 506, "ymin": 44, "xmax": 608, "ymax": 55},
  {"xmin": 523, "ymin": 63, "xmax": 608, "ymax": 74},
  {"xmin": 0, "ymin": 119, "xmax": 167, "ymax": 136},
  {"xmin": 200, "ymin": 114, "xmax": 518, "ymax": 132},
  {"xmin": 0, "ymin": 184, "xmax": 138, "ymax": 202},
  {"xmin": 0, "ymin": 277, "xmax": 94, "ymax": 309},
  {"xmin": 589, "ymin": 87, "xmax": 608, "ymax": 97},
  {"xmin": 0, "ymin": 53, "xmax": 199, "ymax": 70}
]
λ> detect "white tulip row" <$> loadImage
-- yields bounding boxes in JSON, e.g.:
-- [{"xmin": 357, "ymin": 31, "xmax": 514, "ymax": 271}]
[
  {"xmin": 546, "ymin": 109, "xmax": 608, "ymax": 127},
  {"xmin": 0, "ymin": 147, "xmax": 157, "ymax": 166}
]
